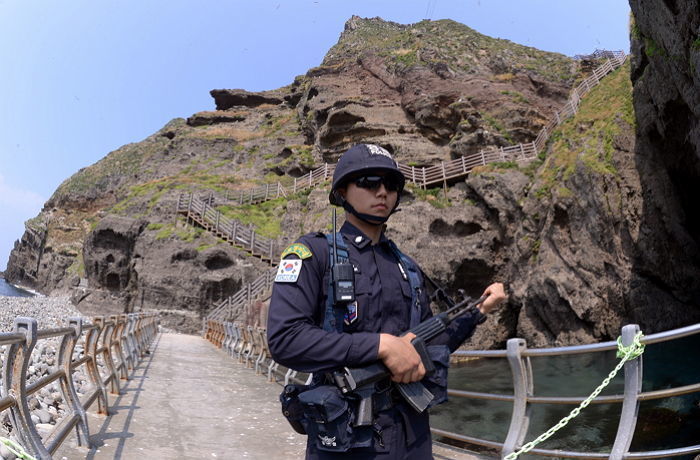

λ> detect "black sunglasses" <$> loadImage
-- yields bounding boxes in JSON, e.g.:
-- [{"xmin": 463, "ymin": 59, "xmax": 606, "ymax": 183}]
[{"xmin": 352, "ymin": 175, "xmax": 402, "ymax": 192}]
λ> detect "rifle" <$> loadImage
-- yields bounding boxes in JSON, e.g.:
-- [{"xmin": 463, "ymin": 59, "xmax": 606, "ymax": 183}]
[{"xmin": 332, "ymin": 293, "xmax": 488, "ymax": 424}]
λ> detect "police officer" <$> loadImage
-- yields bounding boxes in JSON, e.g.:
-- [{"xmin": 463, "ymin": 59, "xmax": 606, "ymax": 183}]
[{"xmin": 267, "ymin": 144, "xmax": 506, "ymax": 459}]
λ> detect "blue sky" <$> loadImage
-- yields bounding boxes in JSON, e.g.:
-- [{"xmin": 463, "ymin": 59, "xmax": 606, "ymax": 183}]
[{"xmin": 0, "ymin": 0, "xmax": 631, "ymax": 272}]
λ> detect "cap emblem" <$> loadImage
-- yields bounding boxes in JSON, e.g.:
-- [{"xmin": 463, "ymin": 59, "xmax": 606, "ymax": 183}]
[{"xmin": 366, "ymin": 144, "xmax": 393, "ymax": 160}]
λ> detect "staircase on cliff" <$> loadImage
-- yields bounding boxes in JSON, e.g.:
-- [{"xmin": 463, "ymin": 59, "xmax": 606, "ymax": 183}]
[{"xmin": 180, "ymin": 50, "xmax": 627, "ymax": 325}]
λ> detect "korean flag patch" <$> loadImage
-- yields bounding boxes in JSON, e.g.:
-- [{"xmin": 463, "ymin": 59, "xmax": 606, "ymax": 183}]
[{"xmin": 275, "ymin": 259, "xmax": 303, "ymax": 283}]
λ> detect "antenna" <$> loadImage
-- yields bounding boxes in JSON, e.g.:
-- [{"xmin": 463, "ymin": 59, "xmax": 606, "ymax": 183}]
[{"xmin": 332, "ymin": 207, "xmax": 339, "ymax": 264}]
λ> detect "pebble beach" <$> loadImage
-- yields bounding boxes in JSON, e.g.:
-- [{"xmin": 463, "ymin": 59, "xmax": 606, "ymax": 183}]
[{"xmin": 0, "ymin": 294, "xmax": 89, "ymax": 459}]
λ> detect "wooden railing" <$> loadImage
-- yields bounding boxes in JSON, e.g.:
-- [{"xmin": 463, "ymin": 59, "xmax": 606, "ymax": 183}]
[
  {"xmin": 213, "ymin": 50, "xmax": 626, "ymax": 202},
  {"xmin": 176, "ymin": 194, "xmax": 280, "ymax": 264},
  {"xmin": 207, "ymin": 163, "xmax": 337, "ymax": 207},
  {"xmin": 194, "ymin": 50, "xmax": 628, "ymax": 330}
]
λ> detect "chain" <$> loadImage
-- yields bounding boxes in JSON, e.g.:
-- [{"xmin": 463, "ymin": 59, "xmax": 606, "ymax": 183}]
[
  {"xmin": 0, "ymin": 437, "xmax": 37, "ymax": 460},
  {"xmin": 504, "ymin": 331, "xmax": 645, "ymax": 460}
]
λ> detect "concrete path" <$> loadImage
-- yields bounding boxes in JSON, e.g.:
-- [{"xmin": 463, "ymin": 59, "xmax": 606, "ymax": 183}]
[
  {"xmin": 56, "ymin": 333, "xmax": 306, "ymax": 459},
  {"xmin": 56, "ymin": 333, "xmax": 491, "ymax": 460}
]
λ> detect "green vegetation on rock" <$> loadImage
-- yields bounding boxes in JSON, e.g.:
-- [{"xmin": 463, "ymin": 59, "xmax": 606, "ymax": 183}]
[
  {"xmin": 217, "ymin": 197, "xmax": 288, "ymax": 238},
  {"xmin": 323, "ymin": 18, "xmax": 575, "ymax": 83},
  {"xmin": 408, "ymin": 184, "xmax": 451, "ymax": 209},
  {"xmin": 534, "ymin": 60, "xmax": 634, "ymax": 199}
]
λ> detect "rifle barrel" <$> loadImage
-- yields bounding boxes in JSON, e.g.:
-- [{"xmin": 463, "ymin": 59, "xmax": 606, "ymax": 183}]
[{"xmin": 445, "ymin": 295, "xmax": 487, "ymax": 320}]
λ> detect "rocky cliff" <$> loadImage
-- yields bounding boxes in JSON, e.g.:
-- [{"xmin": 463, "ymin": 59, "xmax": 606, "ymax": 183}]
[{"xmin": 5, "ymin": 15, "xmax": 699, "ymax": 343}]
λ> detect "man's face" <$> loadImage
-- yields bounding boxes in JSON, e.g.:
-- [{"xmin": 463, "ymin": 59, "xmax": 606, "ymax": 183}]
[{"xmin": 339, "ymin": 172, "xmax": 399, "ymax": 220}]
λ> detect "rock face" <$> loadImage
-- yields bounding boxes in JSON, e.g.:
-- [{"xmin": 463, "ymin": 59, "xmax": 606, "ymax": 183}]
[
  {"xmin": 297, "ymin": 17, "xmax": 573, "ymax": 162},
  {"xmin": 627, "ymin": 0, "xmax": 700, "ymax": 322},
  {"xmin": 4, "ymin": 15, "xmax": 699, "ymax": 344}
]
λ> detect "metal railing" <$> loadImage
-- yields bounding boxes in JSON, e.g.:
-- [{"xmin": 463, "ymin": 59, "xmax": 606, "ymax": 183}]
[
  {"xmin": 435, "ymin": 322, "xmax": 700, "ymax": 459},
  {"xmin": 209, "ymin": 321, "xmax": 700, "ymax": 459},
  {"xmin": 0, "ymin": 312, "xmax": 159, "ymax": 459},
  {"xmin": 202, "ymin": 267, "xmax": 277, "ymax": 341}
]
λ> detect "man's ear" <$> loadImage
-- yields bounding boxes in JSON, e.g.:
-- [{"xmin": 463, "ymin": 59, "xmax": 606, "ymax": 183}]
[{"xmin": 336, "ymin": 187, "xmax": 347, "ymax": 200}]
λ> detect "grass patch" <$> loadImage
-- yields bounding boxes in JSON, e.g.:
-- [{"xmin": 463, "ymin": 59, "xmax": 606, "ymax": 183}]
[
  {"xmin": 408, "ymin": 185, "xmax": 451, "ymax": 209},
  {"xmin": 217, "ymin": 197, "xmax": 288, "ymax": 238},
  {"xmin": 481, "ymin": 113, "xmax": 515, "ymax": 143},
  {"xmin": 533, "ymin": 60, "xmax": 633, "ymax": 199},
  {"xmin": 500, "ymin": 90, "xmax": 530, "ymax": 104}
]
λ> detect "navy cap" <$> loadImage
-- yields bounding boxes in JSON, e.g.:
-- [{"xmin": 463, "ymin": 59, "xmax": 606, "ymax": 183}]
[{"xmin": 329, "ymin": 144, "xmax": 405, "ymax": 205}]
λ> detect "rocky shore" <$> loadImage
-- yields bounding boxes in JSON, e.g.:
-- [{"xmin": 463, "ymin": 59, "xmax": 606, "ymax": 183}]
[{"xmin": 0, "ymin": 295, "xmax": 88, "ymax": 459}]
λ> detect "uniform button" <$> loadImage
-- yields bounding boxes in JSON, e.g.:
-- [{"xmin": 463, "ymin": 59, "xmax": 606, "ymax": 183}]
[{"xmin": 355, "ymin": 236, "xmax": 362, "ymax": 244}]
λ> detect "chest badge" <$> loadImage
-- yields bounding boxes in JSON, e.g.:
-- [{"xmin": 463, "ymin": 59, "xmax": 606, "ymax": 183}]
[
  {"xmin": 344, "ymin": 300, "xmax": 359, "ymax": 325},
  {"xmin": 274, "ymin": 259, "xmax": 302, "ymax": 283}
]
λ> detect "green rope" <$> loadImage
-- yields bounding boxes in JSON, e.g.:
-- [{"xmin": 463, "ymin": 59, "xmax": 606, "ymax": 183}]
[
  {"xmin": 504, "ymin": 331, "xmax": 645, "ymax": 460},
  {"xmin": 0, "ymin": 437, "xmax": 36, "ymax": 460}
]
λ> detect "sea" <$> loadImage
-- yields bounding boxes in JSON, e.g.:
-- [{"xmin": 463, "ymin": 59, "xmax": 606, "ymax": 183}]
[
  {"xmin": 431, "ymin": 333, "xmax": 700, "ymax": 459},
  {"xmin": 0, "ymin": 277, "xmax": 35, "ymax": 297}
]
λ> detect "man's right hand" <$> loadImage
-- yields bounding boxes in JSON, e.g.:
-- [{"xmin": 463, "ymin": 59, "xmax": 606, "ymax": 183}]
[{"xmin": 377, "ymin": 333, "xmax": 426, "ymax": 383}]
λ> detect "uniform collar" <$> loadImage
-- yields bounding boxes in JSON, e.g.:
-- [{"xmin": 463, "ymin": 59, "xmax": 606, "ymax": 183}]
[{"xmin": 340, "ymin": 221, "xmax": 391, "ymax": 249}]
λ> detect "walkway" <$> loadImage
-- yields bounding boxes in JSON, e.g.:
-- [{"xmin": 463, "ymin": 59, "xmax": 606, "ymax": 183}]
[
  {"xmin": 56, "ymin": 333, "xmax": 306, "ymax": 459},
  {"xmin": 54, "ymin": 332, "xmax": 490, "ymax": 459}
]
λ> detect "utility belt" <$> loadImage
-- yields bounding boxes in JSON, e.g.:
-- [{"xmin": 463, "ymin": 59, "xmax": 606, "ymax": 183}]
[
  {"xmin": 279, "ymin": 345, "xmax": 451, "ymax": 452},
  {"xmin": 279, "ymin": 377, "xmax": 400, "ymax": 452}
]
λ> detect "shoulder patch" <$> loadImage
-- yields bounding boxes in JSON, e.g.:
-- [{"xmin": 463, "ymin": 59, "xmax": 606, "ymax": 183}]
[
  {"xmin": 281, "ymin": 243, "xmax": 313, "ymax": 260},
  {"xmin": 275, "ymin": 259, "xmax": 303, "ymax": 283}
]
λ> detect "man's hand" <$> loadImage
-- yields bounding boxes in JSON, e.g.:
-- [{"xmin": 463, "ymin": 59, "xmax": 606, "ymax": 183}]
[
  {"xmin": 377, "ymin": 333, "xmax": 426, "ymax": 383},
  {"xmin": 479, "ymin": 282, "xmax": 507, "ymax": 314}
]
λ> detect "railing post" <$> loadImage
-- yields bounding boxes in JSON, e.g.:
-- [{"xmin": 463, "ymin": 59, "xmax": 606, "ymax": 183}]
[
  {"xmin": 215, "ymin": 210, "xmax": 220, "ymax": 235},
  {"xmin": 610, "ymin": 324, "xmax": 643, "ymax": 460},
  {"xmin": 502, "ymin": 338, "xmax": 532, "ymax": 458},
  {"xmin": 250, "ymin": 230, "xmax": 256, "ymax": 254},
  {"xmin": 232, "ymin": 221, "xmax": 238, "ymax": 244},
  {"xmin": 85, "ymin": 317, "xmax": 110, "ymax": 415},
  {"xmin": 61, "ymin": 317, "xmax": 92, "ymax": 445},
  {"xmin": 239, "ymin": 190, "xmax": 244, "ymax": 205},
  {"xmin": 2, "ymin": 317, "xmax": 52, "ymax": 459},
  {"xmin": 293, "ymin": 177, "xmax": 297, "ymax": 194}
]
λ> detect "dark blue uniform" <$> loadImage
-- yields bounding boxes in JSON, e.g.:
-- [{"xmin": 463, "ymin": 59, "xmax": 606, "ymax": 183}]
[{"xmin": 267, "ymin": 221, "xmax": 483, "ymax": 459}]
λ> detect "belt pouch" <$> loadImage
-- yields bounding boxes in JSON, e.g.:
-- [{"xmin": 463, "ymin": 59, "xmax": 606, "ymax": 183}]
[
  {"xmin": 298, "ymin": 384, "xmax": 372, "ymax": 452},
  {"xmin": 280, "ymin": 384, "xmax": 310, "ymax": 434}
]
